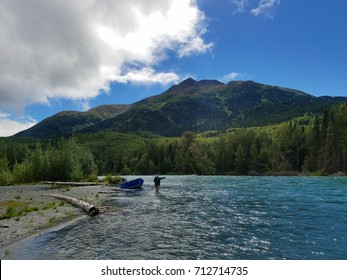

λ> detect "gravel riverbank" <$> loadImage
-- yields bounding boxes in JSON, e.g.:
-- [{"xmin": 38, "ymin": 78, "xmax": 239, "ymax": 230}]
[{"xmin": 0, "ymin": 184, "xmax": 114, "ymax": 258}]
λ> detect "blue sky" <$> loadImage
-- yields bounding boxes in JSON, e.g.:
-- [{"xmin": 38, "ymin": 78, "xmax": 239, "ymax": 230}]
[{"xmin": 1, "ymin": 0, "xmax": 347, "ymax": 136}]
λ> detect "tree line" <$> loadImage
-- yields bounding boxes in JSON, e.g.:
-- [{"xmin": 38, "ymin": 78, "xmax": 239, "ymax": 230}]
[
  {"xmin": 0, "ymin": 138, "xmax": 97, "ymax": 185},
  {"xmin": 1, "ymin": 103, "xmax": 346, "ymax": 185},
  {"xmin": 93, "ymin": 103, "xmax": 347, "ymax": 176}
]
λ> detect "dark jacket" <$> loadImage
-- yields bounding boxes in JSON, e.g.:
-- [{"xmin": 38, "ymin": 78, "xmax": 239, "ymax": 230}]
[{"xmin": 154, "ymin": 176, "xmax": 165, "ymax": 187}]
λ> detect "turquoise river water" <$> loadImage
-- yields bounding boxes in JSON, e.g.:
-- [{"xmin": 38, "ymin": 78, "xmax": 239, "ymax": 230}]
[{"xmin": 6, "ymin": 176, "xmax": 347, "ymax": 259}]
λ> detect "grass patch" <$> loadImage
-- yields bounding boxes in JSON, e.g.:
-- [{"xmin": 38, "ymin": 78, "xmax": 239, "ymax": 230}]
[
  {"xmin": 65, "ymin": 211, "xmax": 76, "ymax": 218},
  {"xmin": 4, "ymin": 205, "xmax": 39, "ymax": 219},
  {"xmin": 48, "ymin": 216, "xmax": 57, "ymax": 226},
  {"xmin": 0, "ymin": 200, "xmax": 65, "ymax": 220},
  {"xmin": 0, "ymin": 200, "xmax": 29, "ymax": 208},
  {"xmin": 42, "ymin": 201, "xmax": 57, "ymax": 210}
]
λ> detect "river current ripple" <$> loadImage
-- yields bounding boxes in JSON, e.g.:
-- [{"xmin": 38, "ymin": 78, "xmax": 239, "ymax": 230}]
[{"xmin": 9, "ymin": 176, "xmax": 347, "ymax": 259}]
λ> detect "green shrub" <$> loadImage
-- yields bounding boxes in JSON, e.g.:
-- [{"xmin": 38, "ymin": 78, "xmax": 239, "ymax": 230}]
[
  {"xmin": 88, "ymin": 173, "xmax": 99, "ymax": 182},
  {"xmin": 105, "ymin": 174, "xmax": 121, "ymax": 184},
  {"xmin": 0, "ymin": 171, "xmax": 13, "ymax": 186}
]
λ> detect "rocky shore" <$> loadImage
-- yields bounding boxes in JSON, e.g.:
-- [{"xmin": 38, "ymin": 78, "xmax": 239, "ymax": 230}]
[{"xmin": 0, "ymin": 183, "xmax": 113, "ymax": 258}]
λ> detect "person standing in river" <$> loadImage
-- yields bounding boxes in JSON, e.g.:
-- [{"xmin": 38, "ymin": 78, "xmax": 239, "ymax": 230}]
[{"xmin": 154, "ymin": 174, "xmax": 165, "ymax": 191}]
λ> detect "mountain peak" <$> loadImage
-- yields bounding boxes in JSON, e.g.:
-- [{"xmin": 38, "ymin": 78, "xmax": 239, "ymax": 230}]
[
  {"xmin": 179, "ymin": 77, "xmax": 198, "ymax": 87},
  {"xmin": 198, "ymin": 79, "xmax": 224, "ymax": 86},
  {"xmin": 176, "ymin": 78, "xmax": 224, "ymax": 89}
]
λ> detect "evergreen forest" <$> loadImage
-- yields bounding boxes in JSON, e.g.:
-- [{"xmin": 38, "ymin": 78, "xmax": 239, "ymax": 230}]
[{"xmin": 1, "ymin": 103, "xmax": 347, "ymax": 185}]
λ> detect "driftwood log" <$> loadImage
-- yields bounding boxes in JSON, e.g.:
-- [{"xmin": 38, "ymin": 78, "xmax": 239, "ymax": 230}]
[
  {"xmin": 44, "ymin": 181, "xmax": 100, "ymax": 187},
  {"xmin": 46, "ymin": 194, "xmax": 100, "ymax": 216}
]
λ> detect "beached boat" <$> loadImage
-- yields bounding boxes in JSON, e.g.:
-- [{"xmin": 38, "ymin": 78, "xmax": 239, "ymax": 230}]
[{"xmin": 120, "ymin": 178, "xmax": 144, "ymax": 189}]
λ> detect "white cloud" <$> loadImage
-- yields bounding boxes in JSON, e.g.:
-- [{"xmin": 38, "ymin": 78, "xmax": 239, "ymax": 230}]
[
  {"xmin": 231, "ymin": 0, "xmax": 280, "ymax": 18},
  {"xmin": 221, "ymin": 72, "xmax": 241, "ymax": 82},
  {"xmin": 231, "ymin": 0, "xmax": 249, "ymax": 14},
  {"xmin": 220, "ymin": 72, "xmax": 251, "ymax": 83},
  {"xmin": 251, "ymin": 0, "xmax": 280, "ymax": 19},
  {"xmin": 80, "ymin": 101, "xmax": 91, "ymax": 112},
  {"xmin": 0, "ymin": 114, "xmax": 37, "ymax": 137},
  {"xmin": 113, "ymin": 67, "xmax": 179, "ymax": 85},
  {"xmin": 0, "ymin": 0, "xmax": 212, "ymax": 115},
  {"xmin": 0, "ymin": 113, "xmax": 11, "ymax": 119},
  {"xmin": 178, "ymin": 36, "xmax": 213, "ymax": 58}
]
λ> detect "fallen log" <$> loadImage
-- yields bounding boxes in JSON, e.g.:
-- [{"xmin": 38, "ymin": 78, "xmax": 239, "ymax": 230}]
[
  {"xmin": 45, "ymin": 194, "xmax": 100, "ymax": 216},
  {"xmin": 44, "ymin": 181, "xmax": 100, "ymax": 187}
]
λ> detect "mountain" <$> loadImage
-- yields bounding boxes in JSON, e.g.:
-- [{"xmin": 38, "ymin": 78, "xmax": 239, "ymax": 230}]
[
  {"xmin": 14, "ymin": 79, "xmax": 347, "ymax": 138},
  {"xmin": 15, "ymin": 104, "xmax": 131, "ymax": 138},
  {"xmin": 82, "ymin": 79, "xmax": 346, "ymax": 136}
]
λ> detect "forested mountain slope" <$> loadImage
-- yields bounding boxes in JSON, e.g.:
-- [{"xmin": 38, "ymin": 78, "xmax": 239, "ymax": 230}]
[{"xmin": 15, "ymin": 79, "xmax": 347, "ymax": 138}]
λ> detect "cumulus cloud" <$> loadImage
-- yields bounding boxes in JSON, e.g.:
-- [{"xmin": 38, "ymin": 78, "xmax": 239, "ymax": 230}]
[
  {"xmin": 0, "ymin": 0, "xmax": 211, "ymax": 116},
  {"xmin": 0, "ymin": 114, "xmax": 37, "ymax": 137},
  {"xmin": 251, "ymin": 0, "xmax": 280, "ymax": 18}
]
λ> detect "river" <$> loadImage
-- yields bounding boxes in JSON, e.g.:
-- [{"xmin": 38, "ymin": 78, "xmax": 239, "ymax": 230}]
[{"xmin": 6, "ymin": 176, "xmax": 347, "ymax": 259}]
